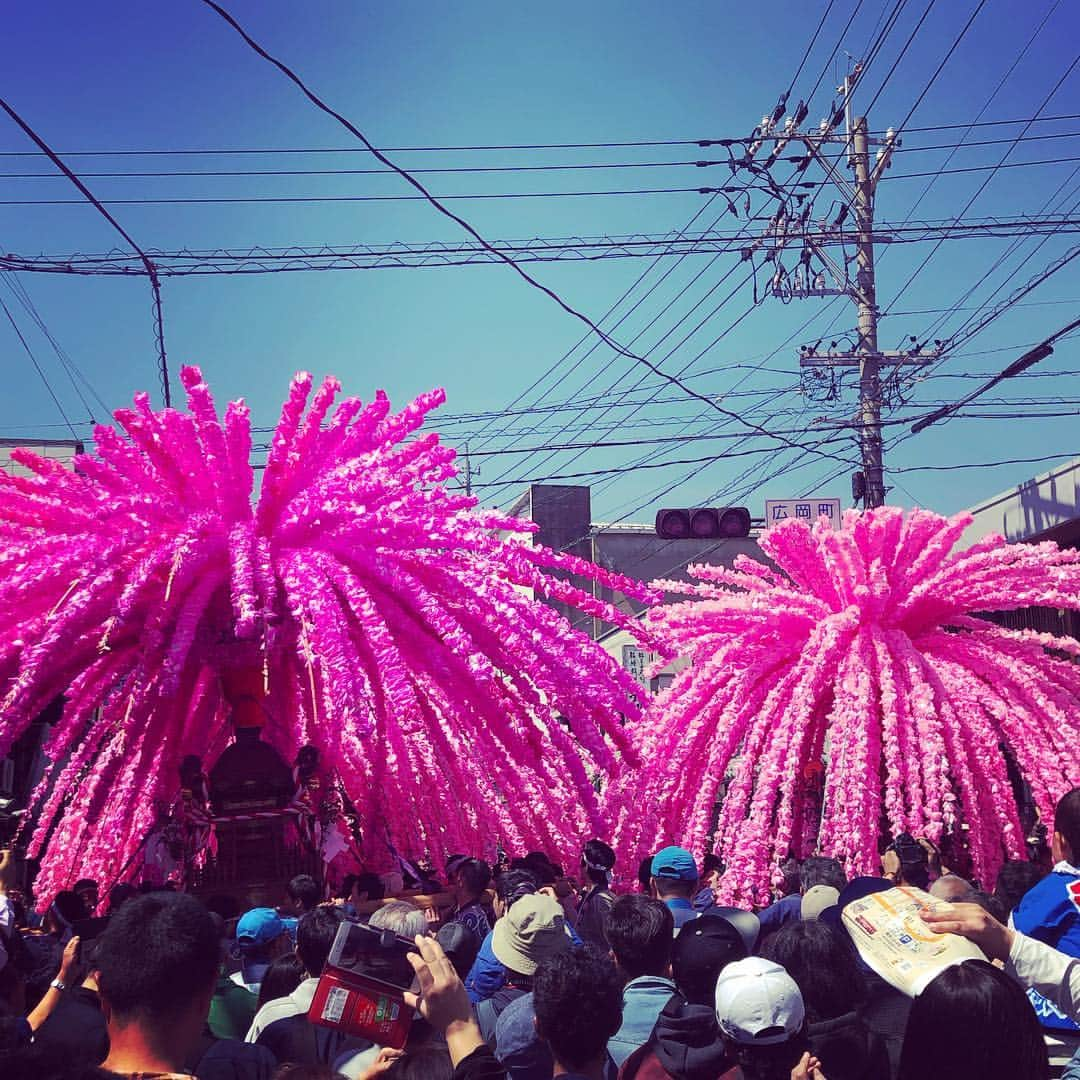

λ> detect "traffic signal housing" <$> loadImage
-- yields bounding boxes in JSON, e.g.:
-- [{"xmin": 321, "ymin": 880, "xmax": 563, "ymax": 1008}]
[{"xmin": 654, "ymin": 506, "xmax": 752, "ymax": 540}]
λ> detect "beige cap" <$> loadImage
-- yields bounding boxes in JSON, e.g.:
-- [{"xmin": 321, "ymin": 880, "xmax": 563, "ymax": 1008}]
[
  {"xmin": 801, "ymin": 885, "xmax": 840, "ymax": 921},
  {"xmin": 491, "ymin": 893, "xmax": 569, "ymax": 975}
]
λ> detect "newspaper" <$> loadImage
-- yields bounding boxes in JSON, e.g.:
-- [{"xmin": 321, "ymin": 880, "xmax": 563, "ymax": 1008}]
[{"xmin": 841, "ymin": 886, "xmax": 986, "ymax": 996}]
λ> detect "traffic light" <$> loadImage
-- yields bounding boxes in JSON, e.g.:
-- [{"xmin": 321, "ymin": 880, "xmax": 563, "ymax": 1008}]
[{"xmin": 654, "ymin": 506, "xmax": 752, "ymax": 540}]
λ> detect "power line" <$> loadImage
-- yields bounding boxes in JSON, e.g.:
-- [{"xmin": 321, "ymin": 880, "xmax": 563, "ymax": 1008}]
[{"xmin": 0, "ymin": 97, "xmax": 171, "ymax": 405}]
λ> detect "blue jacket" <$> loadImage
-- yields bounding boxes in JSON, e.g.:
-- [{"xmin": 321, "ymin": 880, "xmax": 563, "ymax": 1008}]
[
  {"xmin": 1012, "ymin": 863, "xmax": 1080, "ymax": 1033},
  {"xmin": 608, "ymin": 975, "xmax": 677, "ymax": 1068},
  {"xmin": 466, "ymin": 923, "xmax": 583, "ymax": 1005}
]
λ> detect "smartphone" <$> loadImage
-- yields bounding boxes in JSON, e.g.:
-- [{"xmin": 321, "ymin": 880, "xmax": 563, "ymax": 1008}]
[{"xmin": 309, "ymin": 921, "xmax": 419, "ymax": 1048}]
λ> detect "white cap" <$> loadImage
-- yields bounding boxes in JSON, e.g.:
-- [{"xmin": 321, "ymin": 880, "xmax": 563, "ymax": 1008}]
[{"xmin": 715, "ymin": 957, "xmax": 805, "ymax": 1046}]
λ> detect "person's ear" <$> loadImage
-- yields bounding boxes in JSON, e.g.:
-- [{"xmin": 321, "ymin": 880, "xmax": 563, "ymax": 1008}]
[{"xmin": 1052, "ymin": 830, "xmax": 1071, "ymax": 865}]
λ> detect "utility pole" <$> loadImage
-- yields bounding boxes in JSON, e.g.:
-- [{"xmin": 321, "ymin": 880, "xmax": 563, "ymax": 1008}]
[
  {"xmin": 852, "ymin": 115, "xmax": 884, "ymax": 508},
  {"xmin": 460, "ymin": 443, "xmax": 479, "ymax": 497}
]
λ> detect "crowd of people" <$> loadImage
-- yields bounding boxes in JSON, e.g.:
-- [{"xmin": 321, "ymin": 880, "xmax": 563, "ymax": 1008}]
[{"xmin": 0, "ymin": 786, "xmax": 1077, "ymax": 1080}]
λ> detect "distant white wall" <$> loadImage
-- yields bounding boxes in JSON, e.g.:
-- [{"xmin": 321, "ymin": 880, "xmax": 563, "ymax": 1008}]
[{"xmin": 965, "ymin": 456, "xmax": 1080, "ymax": 546}]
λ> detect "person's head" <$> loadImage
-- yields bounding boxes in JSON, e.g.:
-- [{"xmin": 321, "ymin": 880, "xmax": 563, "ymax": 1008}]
[
  {"xmin": 759, "ymin": 920, "xmax": 862, "ymax": 1023},
  {"xmin": 492, "ymin": 893, "xmax": 569, "ymax": 978},
  {"xmin": 452, "ymin": 858, "xmax": 491, "ymax": 905},
  {"xmin": 650, "ymin": 846, "xmax": 698, "ymax": 900},
  {"xmin": 296, "ymin": 906, "xmax": 345, "ymax": 978},
  {"xmin": 285, "ymin": 874, "xmax": 320, "ymax": 915},
  {"xmin": 898, "ymin": 960, "xmax": 1049, "ymax": 1080},
  {"xmin": 179, "ymin": 754, "xmax": 203, "ymax": 787},
  {"xmin": 798, "ymin": 856, "xmax": 845, "ymax": 894},
  {"xmin": 929, "ymin": 873, "xmax": 974, "ymax": 903},
  {"xmin": 385, "ymin": 1043, "xmax": 453, "ymax": 1080},
  {"xmin": 993, "ymin": 859, "xmax": 1048, "ymax": 915},
  {"xmin": 295, "ymin": 744, "xmax": 320, "ymax": 773},
  {"xmin": 370, "ymin": 900, "xmax": 427, "ymax": 941},
  {"xmin": 603, "ymin": 894, "xmax": 673, "ymax": 981},
  {"xmin": 73, "ymin": 878, "xmax": 99, "ymax": 913},
  {"xmin": 533, "ymin": 946, "xmax": 623, "ymax": 1073},
  {"xmin": 106, "ymin": 882, "xmax": 138, "ymax": 915},
  {"xmin": 581, "ymin": 839, "xmax": 616, "ymax": 888},
  {"xmin": 671, "ymin": 912, "xmax": 747, "ymax": 1005},
  {"xmin": 521, "ymin": 852, "xmax": 558, "ymax": 888},
  {"xmin": 701, "ymin": 853, "xmax": 724, "ymax": 892},
  {"xmin": 882, "ymin": 833, "xmax": 929, "ymax": 889},
  {"xmin": 435, "ymin": 922, "xmax": 481, "ymax": 981},
  {"xmin": 95, "ymin": 892, "xmax": 219, "ymax": 1064},
  {"xmin": 776, "ymin": 857, "xmax": 802, "ymax": 898},
  {"xmin": 637, "ymin": 855, "xmax": 654, "ymax": 894},
  {"xmin": 350, "ymin": 873, "xmax": 385, "ymax": 906},
  {"xmin": 236, "ymin": 907, "xmax": 291, "ymax": 964},
  {"xmin": 257, "ymin": 954, "xmax": 306, "ymax": 1010},
  {"xmin": 1052, "ymin": 786, "xmax": 1080, "ymax": 866},
  {"xmin": 47, "ymin": 890, "xmax": 88, "ymax": 936},
  {"xmin": 493, "ymin": 869, "xmax": 538, "ymax": 919},
  {"xmin": 715, "ymin": 957, "xmax": 807, "ymax": 1080}
]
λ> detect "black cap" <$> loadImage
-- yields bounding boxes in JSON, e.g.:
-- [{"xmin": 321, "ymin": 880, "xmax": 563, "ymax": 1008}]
[{"xmin": 671, "ymin": 913, "xmax": 748, "ymax": 1005}]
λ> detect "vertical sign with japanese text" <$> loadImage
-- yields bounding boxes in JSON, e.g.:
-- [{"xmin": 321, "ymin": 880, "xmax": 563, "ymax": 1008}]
[{"xmin": 621, "ymin": 645, "xmax": 658, "ymax": 689}]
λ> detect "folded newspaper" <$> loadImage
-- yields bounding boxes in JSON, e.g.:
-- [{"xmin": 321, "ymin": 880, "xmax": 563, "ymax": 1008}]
[{"xmin": 841, "ymin": 886, "xmax": 986, "ymax": 996}]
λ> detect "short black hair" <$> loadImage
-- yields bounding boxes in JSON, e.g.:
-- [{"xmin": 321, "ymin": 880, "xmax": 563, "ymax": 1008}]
[
  {"xmin": 759, "ymin": 920, "xmax": 862, "ymax": 1024},
  {"xmin": 352, "ymin": 873, "xmax": 384, "ymax": 902},
  {"xmin": 897, "ymin": 960, "xmax": 1048, "ymax": 1080},
  {"xmin": 95, "ymin": 892, "xmax": 219, "ymax": 1023},
  {"xmin": 534, "ymin": 946, "xmax": 623, "ymax": 1070},
  {"xmin": 582, "ymin": 839, "xmax": 616, "ymax": 886},
  {"xmin": 701, "ymin": 853, "xmax": 724, "ymax": 877},
  {"xmin": 73, "ymin": 878, "xmax": 98, "ymax": 893},
  {"xmin": 258, "ymin": 954, "xmax": 306, "ymax": 1010},
  {"xmin": 993, "ymin": 859, "xmax": 1048, "ymax": 915},
  {"xmin": 603, "ymin": 894, "xmax": 673, "ymax": 980},
  {"xmin": 107, "ymin": 883, "xmax": 138, "ymax": 914},
  {"xmin": 296, "ymin": 906, "xmax": 344, "ymax": 977},
  {"xmin": 51, "ymin": 890, "xmax": 88, "ymax": 927},
  {"xmin": 799, "ymin": 856, "xmax": 845, "ymax": 894},
  {"xmin": 1055, "ymin": 787, "xmax": 1080, "ymax": 861},
  {"xmin": 494, "ymin": 869, "xmax": 538, "ymax": 907},
  {"xmin": 637, "ymin": 856, "xmax": 654, "ymax": 892},
  {"xmin": 521, "ymin": 852, "xmax": 557, "ymax": 887},
  {"xmin": 455, "ymin": 858, "xmax": 492, "ymax": 896},
  {"xmin": 386, "ymin": 1043, "xmax": 454, "ymax": 1080},
  {"xmin": 777, "ymin": 857, "xmax": 802, "ymax": 897},
  {"xmin": 287, "ymin": 874, "xmax": 321, "ymax": 912}
]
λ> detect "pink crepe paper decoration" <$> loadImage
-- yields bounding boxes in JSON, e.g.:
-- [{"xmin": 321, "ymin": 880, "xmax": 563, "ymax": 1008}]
[
  {"xmin": 609, "ymin": 507, "xmax": 1080, "ymax": 905},
  {"xmin": 0, "ymin": 367, "xmax": 657, "ymax": 900}
]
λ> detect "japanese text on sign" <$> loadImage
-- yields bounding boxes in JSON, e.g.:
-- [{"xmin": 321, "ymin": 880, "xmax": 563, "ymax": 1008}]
[
  {"xmin": 622, "ymin": 645, "xmax": 658, "ymax": 689},
  {"xmin": 764, "ymin": 498, "xmax": 842, "ymax": 531}
]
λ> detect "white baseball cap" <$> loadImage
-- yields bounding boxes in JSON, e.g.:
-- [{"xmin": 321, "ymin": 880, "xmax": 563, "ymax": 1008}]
[{"xmin": 715, "ymin": 957, "xmax": 805, "ymax": 1046}]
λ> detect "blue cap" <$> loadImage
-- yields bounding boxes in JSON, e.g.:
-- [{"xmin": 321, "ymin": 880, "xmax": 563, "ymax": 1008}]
[
  {"xmin": 651, "ymin": 846, "xmax": 698, "ymax": 881},
  {"xmin": 236, "ymin": 907, "xmax": 287, "ymax": 949}
]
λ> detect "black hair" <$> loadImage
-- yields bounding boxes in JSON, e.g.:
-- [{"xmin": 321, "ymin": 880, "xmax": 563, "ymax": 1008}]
[
  {"xmin": 51, "ymin": 890, "xmax": 88, "ymax": 929},
  {"xmin": 296, "ymin": 906, "xmax": 344, "ymax": 978},
  {"xmin": 73, "ymin": 879, "xmax": 98, "ymax": 894},
  {"xmin": 728, "ymin": 1035, "xmax": 810, "ymax": 1080},
  {"xmin": 637, "ymin": 855, "xmax": 654, "ymax": 893},
  {"xmin": 352, "ymin": 873, "xmax": 384, "ymax": 902},
  {"xmin": 201, "ymin": 892, "xmax": 240, "ymax": 921},
  {"xmin": 340, "ymin": 874, "xmax": 358, "ymax": 901},
  {"xmin": 776, "ymin": 857, "xmax": 802, "ymax": 898},
  {"xmin": 582, "ymin": 839, "xmax": 616, "ymax": 886},
  {"xmin": 1054, "ymin": 786, "xmax": 1080, "ymax": 861},
  {"xmin": 521, "ymin": 852, "xmax": 557, "ymax": 887},
  {"xmin": 701, "ymin": 853, "xmax": 724, "ymax": 877},
  {"xmin": 455, "ymin": 858, "xmax": 492, "ymax": 897},
  {"xmin": 534, "ymin": 946, "xmax": 623, "ymax": 1070},
  {"xmin": 386, "ymin": 1043, "xmax": 454, "ymax": 1080},
  {"xmin": 107, "ymin": 883, "xmax": 138, "ymax": 914},
  {"xmin": 603, "ymin": 894, "xmax": 673, "ymax": 980},
  {"xmin": 759, "ymin": 920, "xmax": 862, "ymax": 1023},
  {"xmin": 95, "ymin": 892, "xmax": 219, "ymax": 1023},
  {"xmin": 286, "ymin": 874, "xmax": 321, "ymax": 912},
  {"xmin": 798, "ymin": 856, "xmax": 846, "ymax": 894},
  {"xmin": 258, "ymin": 954, "xmax": 307, "ymax": 1010},
  {"xmin": 653, "ymin": 875, "xmax": 695, "ymax": 901},
  {"xmin": 494, "ymin": 869, "xmax": 538, "ymax": 907},
  {"xmin": 967, "ymin": 890, "xmax": 1009, "ymax": 925},
  {"xmin": 993, "ymin": 859, "xmax": 1048, "ymax": 916},
  {"xmin": 897, "ymin": 960, "xmax": 1049, "ymax": 1080}
]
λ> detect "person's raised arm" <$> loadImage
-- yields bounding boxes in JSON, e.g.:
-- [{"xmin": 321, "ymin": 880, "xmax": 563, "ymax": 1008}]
[{"xmin": 27, "ymin": 935, "xmax": 80, "ymax": 1031}]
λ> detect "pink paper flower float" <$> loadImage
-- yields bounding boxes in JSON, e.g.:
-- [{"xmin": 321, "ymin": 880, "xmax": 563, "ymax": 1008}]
[
  {"xmin": 609, "ymin": 507, "xmax": 1080, "ymax": 905},
  {"xmin": 0, "ymin": 367, "xmax": 656, "ymax": 898}
]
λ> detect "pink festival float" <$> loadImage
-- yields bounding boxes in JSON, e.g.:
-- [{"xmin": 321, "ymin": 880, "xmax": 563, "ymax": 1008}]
[
  {"xmin": 0, "ymin": 367, "xmax": 656, "ymax": 899},
  {"xmin": 611, "ymin": 508, "xmax": 1080, "ymax": 905}
]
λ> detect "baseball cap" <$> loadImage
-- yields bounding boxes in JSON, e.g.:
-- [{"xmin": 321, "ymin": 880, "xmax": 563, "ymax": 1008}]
[
  {"xmin": 672, "ymin": 913, "xmax": 748, "ymax": 1005},
  {"xmin": 710, "ymin": 905, "xmax": 761, "ymax": 953},
  {"xmin": 236, "ymin": 907, "xmax": 287, "ymax": 949},
  {"xmin": 715, "ymin": 957, "xmax": 805, "ymax": 1046},
  {"xmin": 651, "ymin": 846, "xmax": 698, "ymax": 882},
  {"xmin": 801, "ymin": 885, "xmax": 840, "ymax": 921},
  {"xmin": 491, "ymin": 893, "xmax": 569, "ymax": 975}
]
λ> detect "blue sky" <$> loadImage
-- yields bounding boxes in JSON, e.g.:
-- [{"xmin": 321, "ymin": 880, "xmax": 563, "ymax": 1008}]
[{"xmin": 1, "ymin": 0, "xmax": 1077, "ymax": 523}]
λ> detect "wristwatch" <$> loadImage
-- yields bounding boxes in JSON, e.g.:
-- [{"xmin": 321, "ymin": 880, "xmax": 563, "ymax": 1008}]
[{"xmin": 49, "ymin": 978, "xmax": 66, "ymax": 992}]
